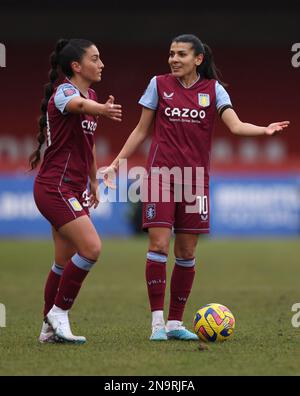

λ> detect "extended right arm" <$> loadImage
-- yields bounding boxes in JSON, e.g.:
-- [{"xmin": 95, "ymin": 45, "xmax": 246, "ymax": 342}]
[
  {"xmin": 54, "ymin": 84, "xmax": 122, "ymax": 121},
  {"xmin": 66, "ymin": 95, "xmax": 122, "ymax": 121}
]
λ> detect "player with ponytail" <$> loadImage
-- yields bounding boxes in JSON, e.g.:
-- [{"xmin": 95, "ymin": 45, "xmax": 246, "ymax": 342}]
[
  {"xmin": 31, "ymin": 38, "xmax": 122, "ymax": 344},
  {"xmin": 101, "ymin": 34, "xmax": 289, "ymax": 341},
  {"xmin": 29, "ymin": 40, "xmax": 66, "ymax": 170}
]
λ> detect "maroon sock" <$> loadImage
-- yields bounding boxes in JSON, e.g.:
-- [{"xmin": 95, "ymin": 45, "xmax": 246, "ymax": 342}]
[
  {"xmin": 54, "ymin": 254, "xmax": 95, "ymax": 311},
  {"xmin": 145, "ymin": 252, "xmax": 167, "ymax": 312},
  {"xmin": 168, "ymin": 262, "xmax": 196, "ymax": 321},
  {"xmin": 43, "ymin": 263, "xmax": 63, "ymax": 317}
]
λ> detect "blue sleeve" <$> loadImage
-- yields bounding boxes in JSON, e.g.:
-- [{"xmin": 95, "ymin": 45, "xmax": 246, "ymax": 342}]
[
  {"xmin": 54, "ymin": 83, "xmax": 80, "ymax": 114},
  {"xmin": 215, "ymin": 81, "xmax": 232, "ymax": 110},
  {"xmin": 138, "ymin": 76, "xmax": 158, "ymax": 110}
]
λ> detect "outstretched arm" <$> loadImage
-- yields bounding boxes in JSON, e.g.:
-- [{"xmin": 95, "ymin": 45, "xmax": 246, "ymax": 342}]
[
  {"xmin": 111, "ymin": 107, "xmax": 155, "ymax": 168},
  {"xmin": 98, "ymin": 107, "xmax": 155, "ymax": 188},
  {"xmin": 66, "ymin": 95, "xmax": 122, "ymax": 122},
  {"xmin": 220, "ymin": 108, "xmax": 290, "ymax": 136}
]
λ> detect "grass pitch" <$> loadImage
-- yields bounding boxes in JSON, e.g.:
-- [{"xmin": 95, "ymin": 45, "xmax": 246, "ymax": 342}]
[{"xmin": 0, "ymin": 237, "xmax": 299, "ymax": 376}]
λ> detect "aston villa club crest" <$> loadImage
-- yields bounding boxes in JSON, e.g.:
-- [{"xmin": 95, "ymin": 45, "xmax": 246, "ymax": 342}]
[
  {"xmin": 198, "ymin": 93, "xmax": 210, "ymax": 107},
  {"xmin": 68, "ymin": 197, "xmax": 83, "ymax": 212},
  {"xmin": 146, "ymin": 204, "xmax": 156, "ymax": 220}
]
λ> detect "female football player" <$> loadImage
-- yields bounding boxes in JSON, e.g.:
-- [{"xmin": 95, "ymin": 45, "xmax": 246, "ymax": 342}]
[
  {"xmin": 30, "ymin": 38, "xmax": 122, "ymax": 343},
  {"xmin": 101, "ymin": 34, "xmax": 289, "ymax": 341}
]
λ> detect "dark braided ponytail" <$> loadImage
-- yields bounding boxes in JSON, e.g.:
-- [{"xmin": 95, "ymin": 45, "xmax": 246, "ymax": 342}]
[
  {"xmin": 171, "ymin": 34, "xmax": 227, "ymax": 87},
  {"xmin": 29, "ymin": 38, "xmax": 94, "ymax": 170},
  {"xmin": 29, "ymin": 39, "xmax": 68, "ymax": 170}
]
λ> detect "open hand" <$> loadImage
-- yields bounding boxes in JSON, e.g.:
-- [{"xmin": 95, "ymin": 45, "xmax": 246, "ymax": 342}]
[
  {"xmin": 97, "ymin": 164, "xmax": 117, "ymax": 189},
  {"xmin": 101, "ymin": 95, "xmax": 122, "ymax": 122},
  {"xmin": 265, "ymin": 121, "xmax": 290, "ymax": 135}
]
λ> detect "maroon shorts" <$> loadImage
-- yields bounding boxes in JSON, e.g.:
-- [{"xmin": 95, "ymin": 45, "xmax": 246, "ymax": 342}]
[
  {"xmin": 34, "ymin": 181, "xmax": 90, "ymax": 230},
  {"xmin": 142, "ymin": 178, "xmax": 210, "ymax": 234}
]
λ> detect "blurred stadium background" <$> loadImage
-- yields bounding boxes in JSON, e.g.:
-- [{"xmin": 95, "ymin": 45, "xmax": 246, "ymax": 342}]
[
  {"xmin": 0, "ymin": 1, "xmax": 300, "ymax": 376},
  {"xmin": 0, "ymin": 1, "xmax": 299, "ymax": 239}
]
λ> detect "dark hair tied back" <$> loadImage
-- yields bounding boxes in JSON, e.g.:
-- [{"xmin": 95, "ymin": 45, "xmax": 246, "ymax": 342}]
[
  {"xmin": 29, "ymin": 38, "xmax": 94, "ymax": 170},
  {"xmin": 171, "ymin": 34, "xmax": 226, "ymax": 87}
]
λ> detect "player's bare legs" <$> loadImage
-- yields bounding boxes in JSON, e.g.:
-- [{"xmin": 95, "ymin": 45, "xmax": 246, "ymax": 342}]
[
  {"xmin": 165, "ymin": 233, "xmax": 199, "ymax": 340},
  {"xmin": 58, "ymin": 215, "xmax": 102, "ymax": 260},
  {"xmin": 174, "ymin": 233, "xmax": 198, "ymax": 260},
  {"xmin": 46, "ymin": 216, "xmax": 101, "ymax": 343},
  {"xmin": 53, "ymin": 227, "xmax": 77, "ymax": 267},
  {"xmin": 146, "ymin": 227, "xmax": 171, "ymax": 340},
  {"xmin": 148, "ymin": 227, "xmax": 171, "ymax": 255}
]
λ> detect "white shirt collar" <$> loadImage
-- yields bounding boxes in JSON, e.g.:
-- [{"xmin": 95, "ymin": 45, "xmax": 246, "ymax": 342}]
[{"xmin": 177, "ymin": 74, "xmax": 200, "ymax": 89}]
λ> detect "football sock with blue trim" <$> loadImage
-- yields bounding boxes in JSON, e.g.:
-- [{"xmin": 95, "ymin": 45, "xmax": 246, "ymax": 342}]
[{"xmin": 54, "ymin": 253, "xmax": 96, "ymax": 311}]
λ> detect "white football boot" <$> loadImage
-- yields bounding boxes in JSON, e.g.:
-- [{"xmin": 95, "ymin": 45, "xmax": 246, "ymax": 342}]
[
  {"xmin": 166, "ymin": 320, "xmax": 198, "ymax": 340},
  {"xmin": 149, "ymin": 311, "xmax": 168, "ymax": 341},
  {"xmin": 46, "ymin": 305, "xmax": 86, "ymax": 344},
  {"xmin": 150, "ymin": 324, "xmax": 168, "ymax": 341},
  {"xmin": 38, "ymin": 321, "xmax": 56, "ymax": 343}
]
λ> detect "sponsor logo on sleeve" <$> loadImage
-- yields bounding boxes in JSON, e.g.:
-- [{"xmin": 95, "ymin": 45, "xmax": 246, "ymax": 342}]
[{"xmin": 63, "ymin": 87, "xmax": 77, "ymax": 97}]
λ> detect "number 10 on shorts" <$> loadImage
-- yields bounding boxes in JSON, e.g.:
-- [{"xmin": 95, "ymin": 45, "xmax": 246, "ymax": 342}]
[{"xmin": 197, "ymin": 195, "xmax": 208, "ymax": 215}]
